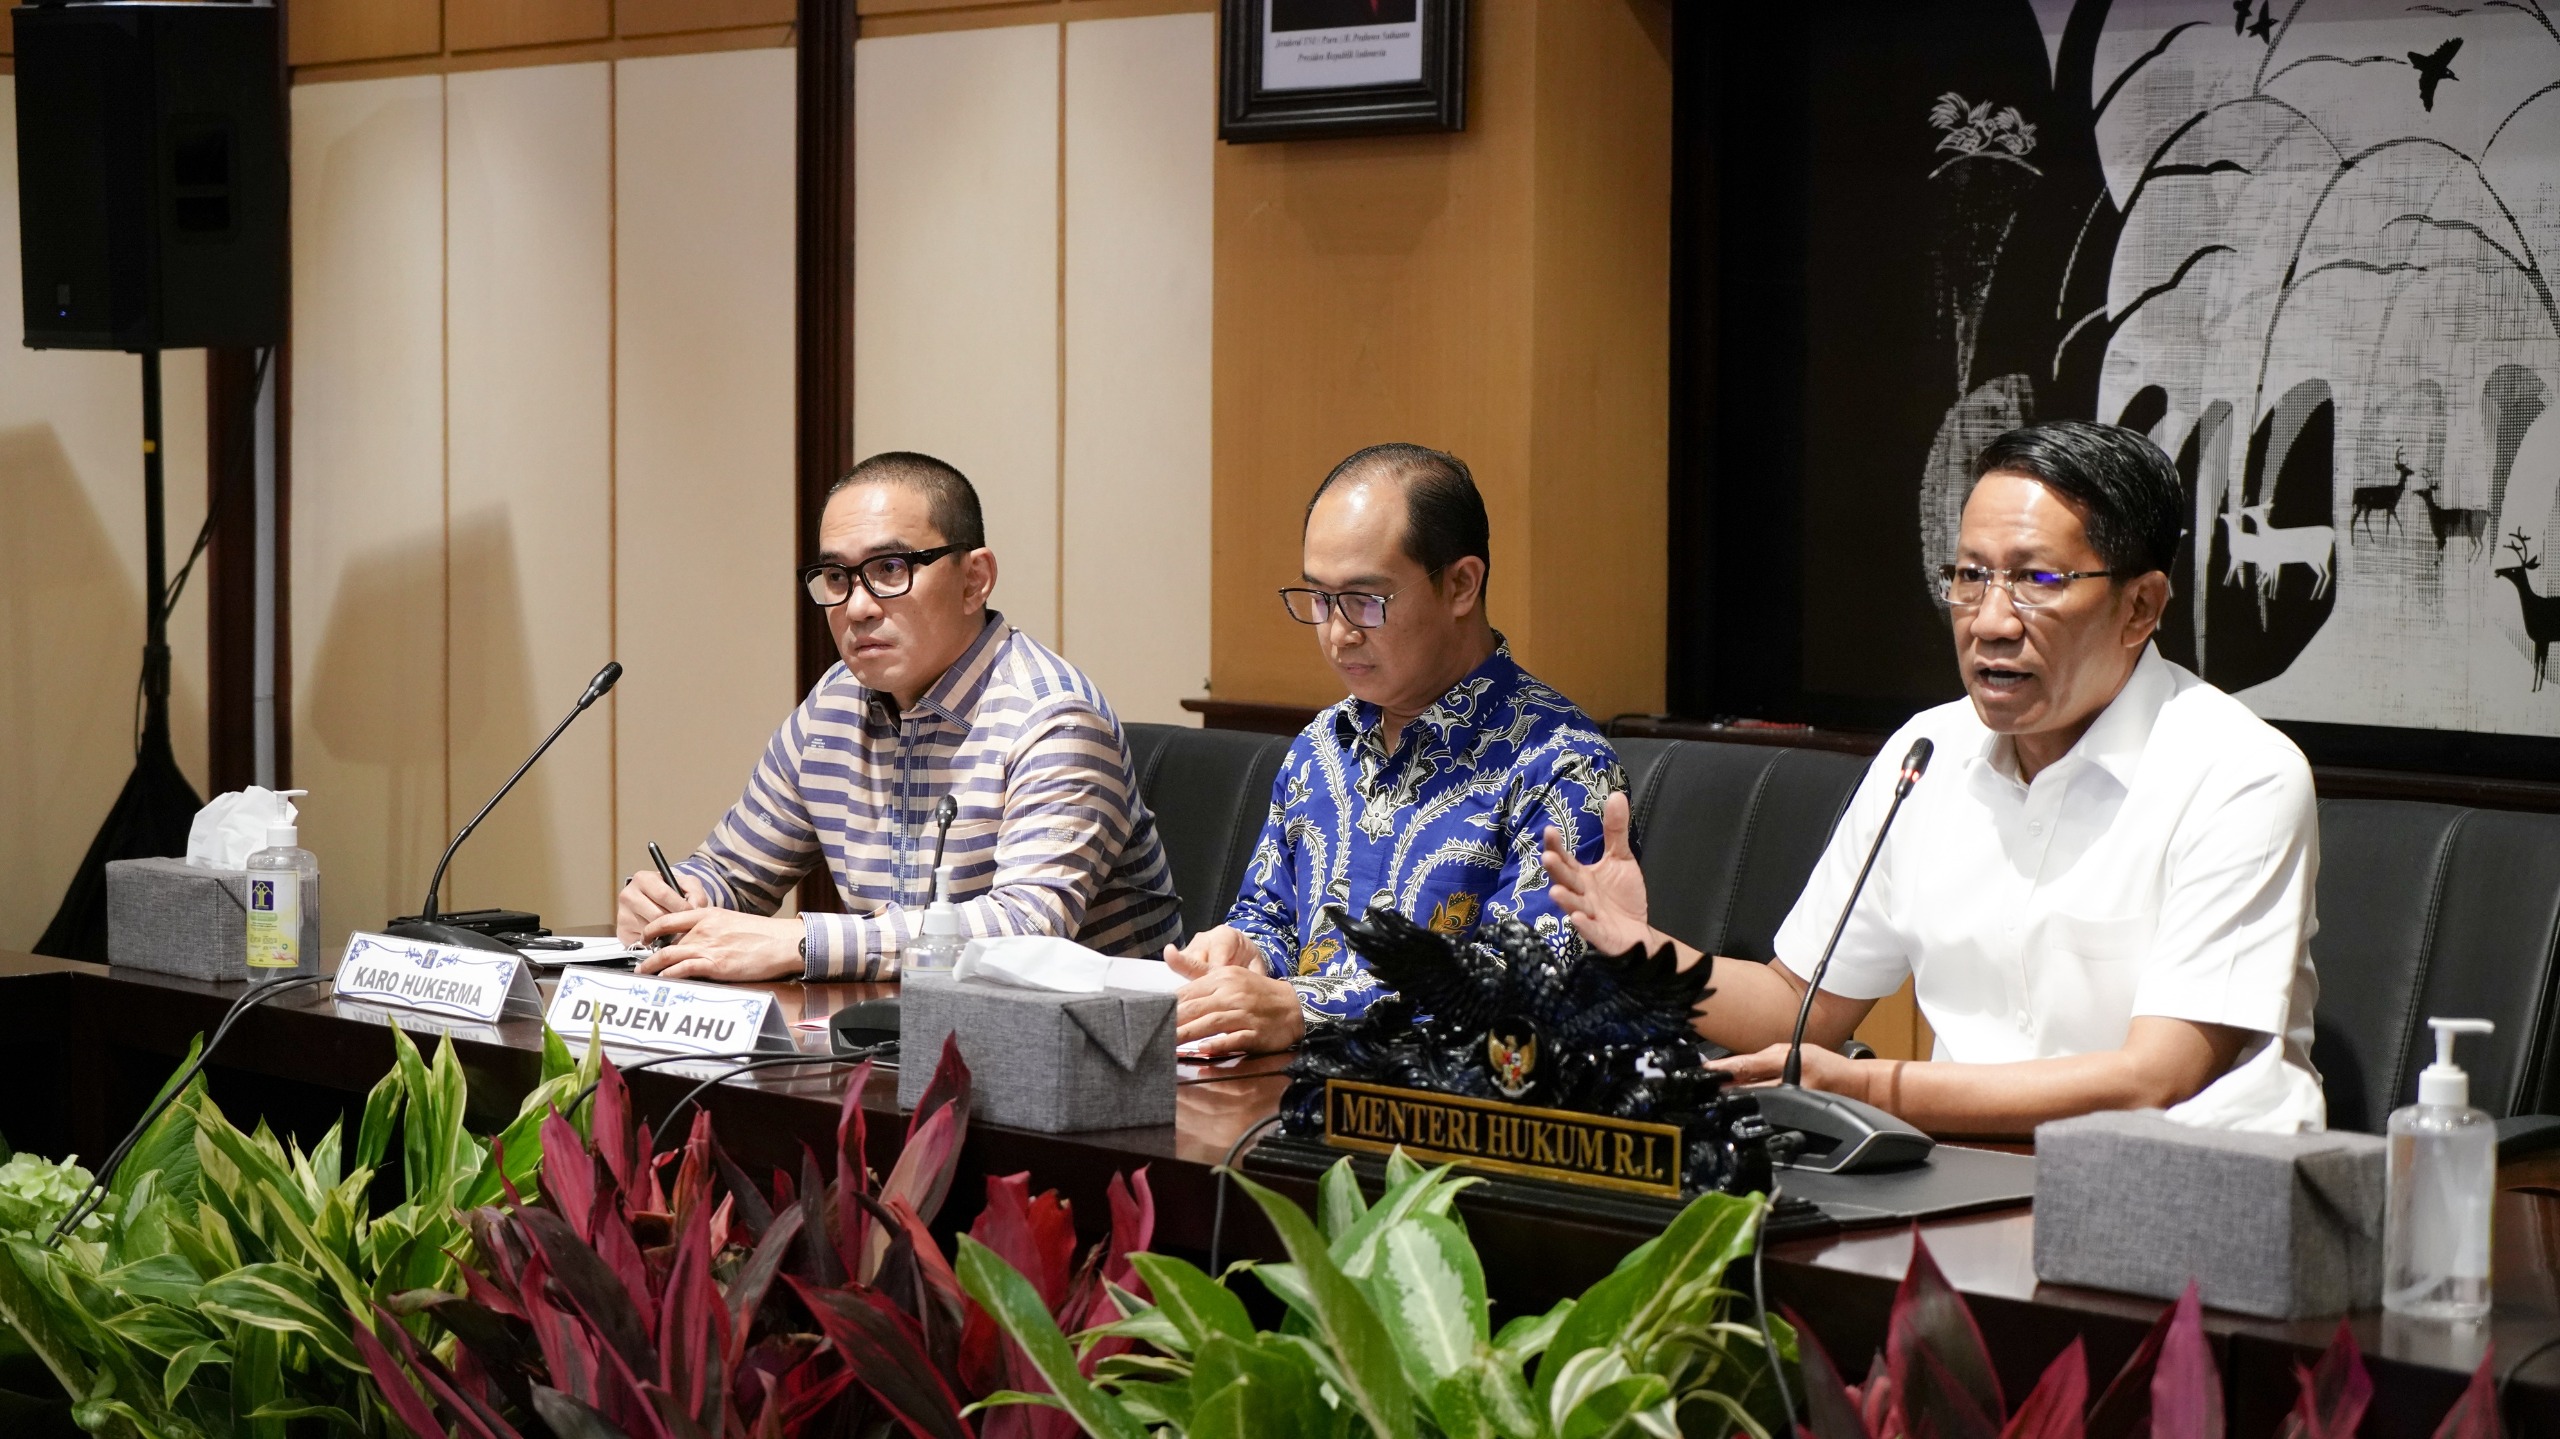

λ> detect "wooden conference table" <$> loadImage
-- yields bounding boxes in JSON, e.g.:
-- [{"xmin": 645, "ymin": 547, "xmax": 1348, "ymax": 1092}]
[{"xmin": 3, "ymin": 950, "xmax": 2556, "ymax": 1434}]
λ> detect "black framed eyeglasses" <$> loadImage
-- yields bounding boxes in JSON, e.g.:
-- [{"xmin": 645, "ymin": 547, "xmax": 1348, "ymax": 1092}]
[
  {"xmin": 1938, "ymin": 563, "xmax": 2120, "ymax": 611},
  {"xmin": 1278, "ymin": 586, "xmax": 1405, "ymax": 629},
  {"xmin": 803, "ymin": 545, "xmax": 968, "ymax": 606}
]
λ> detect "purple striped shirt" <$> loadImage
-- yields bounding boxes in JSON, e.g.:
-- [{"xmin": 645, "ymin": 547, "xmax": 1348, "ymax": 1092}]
[{"xmin": 674, "ymin": 611, "xmax": 1179, "ymax": 979}]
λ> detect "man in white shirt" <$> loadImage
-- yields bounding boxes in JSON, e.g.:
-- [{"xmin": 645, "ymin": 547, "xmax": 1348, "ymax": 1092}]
[{"xmin": 1546, "ymin": 420, "xmax": 2325, "ymax": 1135}]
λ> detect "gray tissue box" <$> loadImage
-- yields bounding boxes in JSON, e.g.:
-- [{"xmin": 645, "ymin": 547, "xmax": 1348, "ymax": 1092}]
[
  {"xmin": 898, "ymin": 971, "xmax": 1175, "ymax": 1133},
  {"xmin": 2033, "ymin": 1111, "xmax": 2385, "ymax": 1319},
  {"xmin": 106, "ymin": 857, "xmax": 251, "ymax": 981}
]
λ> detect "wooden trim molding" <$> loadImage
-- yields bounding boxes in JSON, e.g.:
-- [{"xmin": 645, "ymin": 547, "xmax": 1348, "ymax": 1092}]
[
  {"xmin": 794, "ymin": 0, "xmax": 855, "ymax": 914},
  {"xmin": 205, "ymin": 350, "xmax": 262, "ymax": 794},
  {"xmin": 1185, "ymin": 701, "xmax": 2560, "ymax": 815}
]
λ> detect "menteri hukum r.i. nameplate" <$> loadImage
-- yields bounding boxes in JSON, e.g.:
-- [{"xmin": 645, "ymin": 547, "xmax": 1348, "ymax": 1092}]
[{"xmin": 1323, "ymin": 1078, "xmax": 1686, "ymax": 1199}]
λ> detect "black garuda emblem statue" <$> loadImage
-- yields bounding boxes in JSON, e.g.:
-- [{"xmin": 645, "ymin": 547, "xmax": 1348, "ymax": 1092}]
[{"xmin": 1279, "ymin": 905, "xmax": 1778, "ymax": 1197}]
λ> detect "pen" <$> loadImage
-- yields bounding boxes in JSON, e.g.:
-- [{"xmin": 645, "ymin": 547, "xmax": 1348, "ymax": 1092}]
[{"xmin": 647, "ymin": 841, "xmax": 684, "ymax": 949}]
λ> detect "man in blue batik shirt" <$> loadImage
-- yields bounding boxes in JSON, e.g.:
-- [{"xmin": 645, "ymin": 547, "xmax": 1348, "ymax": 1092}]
[{"xmin": 1164, "ymin": 443, "xmax": 1625, "ymax": 1055}]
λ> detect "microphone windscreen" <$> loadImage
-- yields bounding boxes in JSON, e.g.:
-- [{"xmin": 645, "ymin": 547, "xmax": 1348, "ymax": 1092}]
[
  {"xmin": 583, "ymin": 661, "xmax": 624, "ymax": 705},
  {"xmin": 1903, "ymin": 736, "xmax": 1933, "ymax": 776}
]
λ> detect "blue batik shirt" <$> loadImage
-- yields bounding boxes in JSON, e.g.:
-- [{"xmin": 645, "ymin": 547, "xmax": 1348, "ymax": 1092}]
[{"xmin": 1224, "ymin": 638, "xmax": 1627, "ymax": 1024}]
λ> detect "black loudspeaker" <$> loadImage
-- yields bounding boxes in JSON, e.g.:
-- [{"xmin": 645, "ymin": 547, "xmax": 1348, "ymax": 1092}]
[{"xmin": 12, "ymin": 1, "xmax": 284, "ymax": 351}]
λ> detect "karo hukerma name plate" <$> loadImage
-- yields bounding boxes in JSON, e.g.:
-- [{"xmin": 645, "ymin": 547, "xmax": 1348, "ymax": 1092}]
[
  {"xmin": 545, "ymin": 968, "xmax": 794, "ymax": 1056},
  {"xmin": 1323, "ymin": 1079, "xmax": 1685, "ymax": 1199},
  {"xmin": 335, "ymin": 932, "xmax": 541, "ymax": 1023}
]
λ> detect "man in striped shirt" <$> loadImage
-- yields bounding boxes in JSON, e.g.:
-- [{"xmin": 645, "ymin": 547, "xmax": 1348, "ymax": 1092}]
[{"xmin": 616, "ymin": 451, "xmax": 1179, "ymax": 981}]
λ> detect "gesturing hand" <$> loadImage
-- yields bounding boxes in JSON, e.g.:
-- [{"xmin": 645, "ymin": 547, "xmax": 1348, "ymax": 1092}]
[{"xmin": 1543, "ymin": 789, "xmax": 1655, "ymax": 957}]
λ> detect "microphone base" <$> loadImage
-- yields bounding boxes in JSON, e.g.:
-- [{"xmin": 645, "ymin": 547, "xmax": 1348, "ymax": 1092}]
[
  {"xmin": 384, "ymin": 920, "xmax": 526, "ymax": 956},
  {"xmin": 1755, "ymin": 1083, "xmax": 1936, "ymax": 1174}
]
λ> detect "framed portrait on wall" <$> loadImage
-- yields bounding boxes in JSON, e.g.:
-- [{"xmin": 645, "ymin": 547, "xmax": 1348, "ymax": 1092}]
[{"xmin": 1220, "ymin": 0, "xmax": 1466, "ymax": 143}]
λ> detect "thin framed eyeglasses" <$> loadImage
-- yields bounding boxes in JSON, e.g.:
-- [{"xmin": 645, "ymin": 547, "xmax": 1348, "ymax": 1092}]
[
  {"xmin": 1277, "ymin": 586, "xmax": 1404, "ymax": 629},
  {"xmin": 1938, "ymin": 563, "xmax": 2120, "ymax": 611},
  {"xmin": 802, "ymin": 544, "xmax": 968, "ymax": 607}
]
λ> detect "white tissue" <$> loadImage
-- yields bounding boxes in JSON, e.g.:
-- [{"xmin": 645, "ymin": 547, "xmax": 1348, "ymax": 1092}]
[
  {"xmin": 186, "ymin": 787, "xmax": 297, "ymax": 870},
  {"xmin": 952, "ymin": 935, "xmax": 1184, "ymax": 995}
]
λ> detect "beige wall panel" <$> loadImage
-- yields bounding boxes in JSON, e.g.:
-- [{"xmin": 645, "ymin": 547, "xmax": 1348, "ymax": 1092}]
[
  {"xmin": 290, "ymin": 0, "xmax": 442, "ymax": 67},
  {"xmin": 292, "ymin": 76, "xmax": 450, "ymax": 947},
  {"xmin": 852, "ymin": 25, "xmax": 1061, "ymax": 647},
  {"xmin": 613, "ymin": 48, "xmax": 796, "ymax": 880},
  {"xmin": 1061, "ymin": 14, "xmax": 1212, "ymax": 723},
  {"xmin": 444, "ymin": 63, "xmax": 615, "ymax": 927},
  {"xmin": 0, "ymin": 80, "xmax": 212, "ymax": 948},
  {"xmin": 617, "ymin": 0, "xmax": 795, "ymax": 37},
  {"xmin": 449, "ymin": 0, "xmax": 613, "ymax": 53}
]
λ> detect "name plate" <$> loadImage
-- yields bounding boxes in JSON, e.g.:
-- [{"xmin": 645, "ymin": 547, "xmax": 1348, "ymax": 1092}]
[
  {"xmin": 546, "ymin": 968, "xmax": 793, "ymax": 1056},
  {"xmin": 1324, "ymin": 1079, "xmax": 1685, "ymax": 1199},
  {"xmin": 335, "ymin": 932, "xmax": 541, "ymax": 1024}
]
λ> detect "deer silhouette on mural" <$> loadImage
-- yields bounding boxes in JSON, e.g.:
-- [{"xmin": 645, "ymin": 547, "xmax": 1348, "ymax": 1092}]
[
  {"xmin": 2495, "ymin": 531, "xmax": 2560, "ymax": 692},
  {"xmin": 2351, "ymin": 449, "xmax": 2417, "ymax": 542},
  {"xmin": 2416, "ymin": 483, "xmax": 2488, "ymax": 562}
]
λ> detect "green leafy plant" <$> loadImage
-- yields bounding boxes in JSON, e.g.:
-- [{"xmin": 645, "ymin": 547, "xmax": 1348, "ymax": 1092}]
[
  {"xmin": 956, "ymin": 1149, "xmax": 1796, "ymax": 1439},
  {"xmin": 0, "ymin": 1021, "xmax": 600, "ymax": 1438},
  {"xmin": 360, "ymin": 1036, "xmax": 1158, "ymax": 1439}
]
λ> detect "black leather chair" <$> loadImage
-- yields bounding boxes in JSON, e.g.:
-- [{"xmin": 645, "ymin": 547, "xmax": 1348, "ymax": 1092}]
[
  {"xmin": 1124, "ymin": 723, "xmax": 1293, "ymax": 940},
  {"xmin": 1122, "ymin": 724, "xmax": 1865, "ymax": 959},
  {"xmin": 2311, "ymin": 800, "xmax": 2560, "ymax": 1132},
  {"xmin": 1612, "ymin": 738, "xmax": 1866, "ymax": 963}
]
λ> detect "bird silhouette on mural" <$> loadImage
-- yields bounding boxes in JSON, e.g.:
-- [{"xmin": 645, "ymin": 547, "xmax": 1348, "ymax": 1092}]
[{"xmin": 2411, "ymin": 38, "xmax": 2461, "ymax": 109}]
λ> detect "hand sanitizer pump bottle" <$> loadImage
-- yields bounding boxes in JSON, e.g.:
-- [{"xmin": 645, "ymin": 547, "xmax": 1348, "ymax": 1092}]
[
  {"xmin": 243, "ymin": 789, "xmax": 320, "ymax": 977},
  {"xmin": 910, "ymin": 865, "xmax": 964, "ymax": 973},
  {"xmin": 2385, "ymin": 1017, "xmax": 2496, "ymax": 1320}
]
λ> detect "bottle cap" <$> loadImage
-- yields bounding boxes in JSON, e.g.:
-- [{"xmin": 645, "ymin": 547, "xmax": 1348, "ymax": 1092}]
[
  {"xmin": 2418, "ymin": 1017, "xmax": 2494, "ymax": 1107},
  {"xmin": 268, "ymin": 790, "xmax": 306, "ymax": 851},
  {"xmin": 921, "ymin": 865, "xmax": 962, "ymax": 937}
]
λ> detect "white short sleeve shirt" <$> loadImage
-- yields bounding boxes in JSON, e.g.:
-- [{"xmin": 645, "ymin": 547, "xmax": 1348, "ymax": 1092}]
[{"xmin": 1769, "ymin": 646, "xmax": 2326, "ymax": 1132}]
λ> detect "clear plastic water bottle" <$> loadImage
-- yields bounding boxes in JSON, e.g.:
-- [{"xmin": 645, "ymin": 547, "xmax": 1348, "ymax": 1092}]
[
  {"xmin": 909, "ymin": 864, "xmax": 964, "ymax": 973},
  {"xmin": 2384, "ymin": 1017, "xmax": 2496, "ymax": 1320}
]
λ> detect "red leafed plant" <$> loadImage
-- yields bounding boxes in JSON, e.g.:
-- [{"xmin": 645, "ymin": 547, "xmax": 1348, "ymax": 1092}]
[
  {"xmin": 354, "ymin": 1037, "xmax": 1155, "ymax": 1439},
  {"xmin": 1790, "ymin": 1227, "xmax": 2505, "ymax": 1439}
]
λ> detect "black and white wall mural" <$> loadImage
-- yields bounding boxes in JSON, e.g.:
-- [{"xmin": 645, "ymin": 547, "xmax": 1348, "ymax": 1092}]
[{"xmin": 1692, "ymin": 0, "xmax": 2560, "ymax": 741}]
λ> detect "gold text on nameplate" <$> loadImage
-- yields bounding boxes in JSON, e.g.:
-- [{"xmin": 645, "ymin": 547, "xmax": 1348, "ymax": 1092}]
[{"xmin": 1322, "ymin": 1079, "xmax": 1684, "ymax": 1199}]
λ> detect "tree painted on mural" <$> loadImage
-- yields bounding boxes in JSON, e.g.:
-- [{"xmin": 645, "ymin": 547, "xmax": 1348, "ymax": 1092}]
[{"xmin": 1914, "ymin": 0, "xmax": 2560, "ymax": 706}]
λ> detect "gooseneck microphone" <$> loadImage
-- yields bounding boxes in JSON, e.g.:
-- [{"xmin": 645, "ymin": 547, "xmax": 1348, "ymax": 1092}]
[
  {"xmin": 1754, "ymin": 736, "xmax": 1936, "ymax": 1174},
  {"xmin": 1782, "ymin": 736, "xmax": 1932, "ymax": 1086},
  {"xmin": 388, "ymin": 661, "xmax": 622, "ymax": 953}
]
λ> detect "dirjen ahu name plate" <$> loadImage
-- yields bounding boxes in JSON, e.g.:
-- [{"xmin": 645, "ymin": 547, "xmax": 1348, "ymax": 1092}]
[
  {"xmin": 1323, "ymin": 1078, "xmax": 1685, "ymax": 1199},
  {"xmin": 336, "ymin": 932, "xmax": 542, "ymax": 1023},
  {"xmin": 545, "ymin": 968, "xmax": 794, "ymax": 1056}
]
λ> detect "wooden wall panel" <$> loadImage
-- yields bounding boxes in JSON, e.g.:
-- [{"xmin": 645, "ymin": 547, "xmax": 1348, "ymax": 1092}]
[
  {"xmin": 618, "ymin": 0, "xmax": 797, "ymax": 37},
  {"xmin": 1208, "ymin": 0, "xmax": 1672, "ymax": 724},
  {"xmin": 289, "ymin": 0, "xmax": 442, "ymax": 67},
  {"xmin": 448, "ymin": 0, "xmax": 613, "ymax": 53},
  {"xmin": 1211, "ymin": 7, "xmax": 1536, "ymax": 712},
  {"xmin": 1520, "ymin": 0, "xmax": 1670, "ymax": 721},
  {"xmin": 290, "ymin": 76, "xmax": 450, "ymax": 946},
  {"xmin": 444, "ymin": 63, "xmax": 616, "ymax": 927},
  {"xmin": 613, "ymin": 49, "xmax": 798, "ymax": 882},
  {"xmin": 1061, "ymin": 13, "xmax": 1213, "ymax": 722},
  {"xmin": 851, "ymin": 25, "xmax": 1062, "ymax": 648},
  {"xmin": 0, "ymin": 79, "xmax": 213, "ymax": 948}
]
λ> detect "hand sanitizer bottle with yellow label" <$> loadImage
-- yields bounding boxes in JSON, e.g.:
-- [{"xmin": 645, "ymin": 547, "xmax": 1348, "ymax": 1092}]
[{"xmin": 244, "ymin": 790, "xmax": 319, "ymax": 977}]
